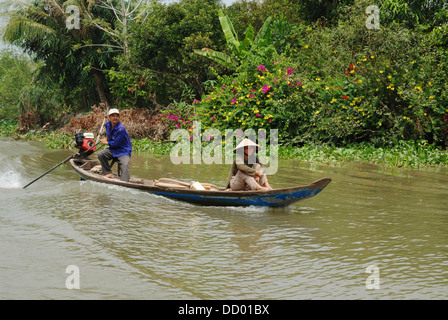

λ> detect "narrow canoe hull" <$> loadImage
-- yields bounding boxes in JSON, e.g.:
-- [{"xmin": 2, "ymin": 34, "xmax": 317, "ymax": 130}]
[{"xmin": 69, "ymin": 159, "xmax": 331, "ymax": 207}]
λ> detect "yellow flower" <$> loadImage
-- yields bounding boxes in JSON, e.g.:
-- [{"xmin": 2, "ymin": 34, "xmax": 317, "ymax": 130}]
[
  {"xmin": 429, "ymin": 96, "xmax": 435, "ymax": 99},
  {"xmin": 379, "ymin": 70, "xmax": 384, "ymax": 74},
  {"xmin": 371, "ymin": 55, "xmax": 375, "ymax": 59},
  {"xmin": 304, "ymin": 45, "xmax": 309, "ymax": 49},
  {"xmin": 315, "ymin": 111, "xmax": 320, "ymax": 114}
]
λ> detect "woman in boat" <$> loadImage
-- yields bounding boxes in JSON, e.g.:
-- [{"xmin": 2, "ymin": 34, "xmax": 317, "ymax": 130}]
[
  {"xmin": 226, "ymin": 138, "xmax": 272, "ymax": 191},
  {"xmin": 98, "ymin": 108, "xmax": 133, "ymax": 182}
]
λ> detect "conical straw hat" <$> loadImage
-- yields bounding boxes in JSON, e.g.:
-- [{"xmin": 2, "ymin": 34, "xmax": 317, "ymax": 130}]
[{"xmin": 234, "ymin": 138, "xmax": 261, "ymax": 153}]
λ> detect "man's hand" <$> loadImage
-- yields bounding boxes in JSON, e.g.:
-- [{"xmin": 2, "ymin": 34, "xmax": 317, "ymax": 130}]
[{"xmin": 100, "ymin": 138, "xmax": 108, "ymax": 145}]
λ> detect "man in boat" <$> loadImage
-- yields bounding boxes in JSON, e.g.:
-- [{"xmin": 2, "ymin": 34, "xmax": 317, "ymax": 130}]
[
  {"xmin": 98, "ymin": 108, "xmax": 132, "ymax": 182},
  {"xmin": 226, "ymin": 138, "xmax": 272, "ymax": 191}
]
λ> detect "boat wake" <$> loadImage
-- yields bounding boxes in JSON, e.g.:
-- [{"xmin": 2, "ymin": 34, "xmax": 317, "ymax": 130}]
[
  {"xmin": 0, "ymin": 152, "xmax": 25, "ymax": 189},
  {"xmin": 0, "ymin": 169, "xmax": 23, "ymax": 189}
]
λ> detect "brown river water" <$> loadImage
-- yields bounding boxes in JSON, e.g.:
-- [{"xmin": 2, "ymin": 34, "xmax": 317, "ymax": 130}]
[{"xmin": 0, "ymin": 137, "xmax": 447, "ymax": 299}]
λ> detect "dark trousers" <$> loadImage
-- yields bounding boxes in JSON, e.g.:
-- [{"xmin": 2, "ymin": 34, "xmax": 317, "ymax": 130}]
[{"xmin": 98, "ymin": 149, "xmax": 130, "ymax": 182}]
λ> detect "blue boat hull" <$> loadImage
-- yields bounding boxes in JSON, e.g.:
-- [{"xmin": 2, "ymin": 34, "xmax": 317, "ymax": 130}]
[
  {"xmin": 70, "ymin": 159, "xmax": 331, "ymax": 207},
  {"xmin": 150, "ymin": 183, "xmax": 328, "ymax": 207}
]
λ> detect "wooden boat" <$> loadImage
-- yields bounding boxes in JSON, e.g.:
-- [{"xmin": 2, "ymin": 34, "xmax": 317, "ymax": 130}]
[{"xmin": 69, "ymin": 158, "xmax": 331, "ymax": 207}]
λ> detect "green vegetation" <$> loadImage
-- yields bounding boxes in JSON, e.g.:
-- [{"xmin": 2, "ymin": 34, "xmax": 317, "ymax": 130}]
[
  {"xmin": 2, "ymin": 120, "xmax": 446, "ymax": 168},
  {"xmin": 0, "ymin": 0, "xmax": 447, "ymax": 169}
]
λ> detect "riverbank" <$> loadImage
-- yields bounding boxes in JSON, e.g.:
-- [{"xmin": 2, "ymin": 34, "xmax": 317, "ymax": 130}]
[{"xmin": 1, "ymin": 120, "xmax": 447, "ymax": 169}]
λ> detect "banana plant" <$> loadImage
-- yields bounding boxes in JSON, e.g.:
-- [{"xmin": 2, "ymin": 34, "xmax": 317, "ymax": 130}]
[{"xmin": 194, "ymin": 9, "xmax": 273, "ymax": 70}]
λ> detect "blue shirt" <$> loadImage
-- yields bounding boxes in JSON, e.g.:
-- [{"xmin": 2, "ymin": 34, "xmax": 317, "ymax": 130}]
[{"xmin": 105, "ymin": 121, "xmax": 132, "ymax": 157}]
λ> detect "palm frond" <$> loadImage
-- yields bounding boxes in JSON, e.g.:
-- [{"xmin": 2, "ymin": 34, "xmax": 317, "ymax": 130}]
[{"xmin": 3, "ymin": 15, "xmax": 55, "ymax": 43}]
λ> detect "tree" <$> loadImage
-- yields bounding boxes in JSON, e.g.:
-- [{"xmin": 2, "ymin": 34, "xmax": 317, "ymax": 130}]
[
  {"xmin": 83, "ymin": 0, "xmax": 152, "ymax": 56},
  {"xmin": 0, "ymin": 49, "xmax": 35, "ymax": 120},
  {"xmin": 379, "ymin": 0, "xmax": 448, "ymax": 27},
  {"xmin": 119, "ymin": 0, "xmax": 228, "ymax": 106},
  {"xmin": 1, "ymin": 0, "xmax": 117, "ymax": 110}
]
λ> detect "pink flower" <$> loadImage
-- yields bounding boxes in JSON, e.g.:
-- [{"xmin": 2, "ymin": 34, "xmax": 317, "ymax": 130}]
[
  {"xmin": 257, "ymin": 65, "xmax": 266, "ymax": 71},
  {"xmin": 297, "ymin": 81, "xmax": 302, "ymax": 86},
  {"xmin": 211, "ymin": 116, "xmax": 215, "ymax": 120},
  {"xmin": 193, "ymin": 99, "xmax": 200, "ymax": 104},
  {"xmin": 287, "ymin": 68, "xmax": 294, "ymax": 75},
  {"xmin": 249, "ymin": 94, "xmax": 255, "ymax": 98},
  {"xmin": 256, "ymin": 113, "xmax": 261, "ymax": 117},
  {"xmin": 262, "ymin": 84, "xmax": 270, "ymax": 94}
]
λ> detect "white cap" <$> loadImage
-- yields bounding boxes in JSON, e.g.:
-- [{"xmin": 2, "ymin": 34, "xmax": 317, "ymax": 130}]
[{"xmin": 108, "ymin": 108, "xmax": 120, "ymax": 116}]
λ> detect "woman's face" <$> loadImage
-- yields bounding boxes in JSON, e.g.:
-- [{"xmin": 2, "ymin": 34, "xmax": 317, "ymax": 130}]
[{"xmin": 244, "ymin": 146, "xmax": 256, "ymax": 156}]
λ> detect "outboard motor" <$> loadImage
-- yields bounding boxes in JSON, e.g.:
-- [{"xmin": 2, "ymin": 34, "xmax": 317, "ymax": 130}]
[{"xmin": 74, "ymin": 132, "xmax": 96, "ymax": 157}]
